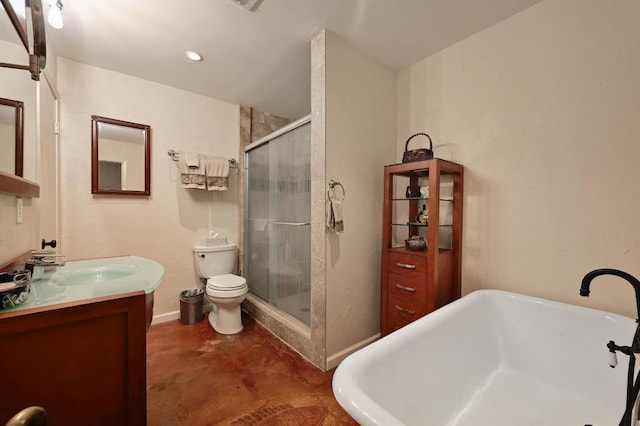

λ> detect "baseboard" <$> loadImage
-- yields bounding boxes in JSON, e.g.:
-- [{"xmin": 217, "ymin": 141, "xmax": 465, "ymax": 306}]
[
  {"xmin": 326, "ymin": 333, "xmax": 380, "ymax": 370},
  {"xmin": 151, "ymin": 303, "xmax": 213, "ymax": 325},
  {"xmin": 151, "ymin": 310, "xmax": 180, "ymax": 324}
]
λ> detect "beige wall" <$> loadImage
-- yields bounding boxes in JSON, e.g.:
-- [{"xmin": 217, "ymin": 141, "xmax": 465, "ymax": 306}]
[
  {"xmin": 58, "ymin": 58, "xmax": 239, "ymax": 316},
  {"xmin": 397, "ymin": 0, "xmax": 640, "ymax": 318},
  {"xmin": 325, "ymin": 32, "xmax": 396, "ymax": 361},
  {"xmin": 0, "ymin": 195, "xmax": 39, "ymax": 264}
]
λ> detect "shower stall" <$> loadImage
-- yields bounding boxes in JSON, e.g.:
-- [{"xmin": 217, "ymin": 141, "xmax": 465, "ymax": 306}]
[{"xmin": 244, "ymin": 116, "xmax": 311, "ymax": 326}]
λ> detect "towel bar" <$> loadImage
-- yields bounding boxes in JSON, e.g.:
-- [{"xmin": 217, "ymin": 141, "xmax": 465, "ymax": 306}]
[{"xmin": 167, "ymin": 149, "xmax": 237, "ymax": 169}]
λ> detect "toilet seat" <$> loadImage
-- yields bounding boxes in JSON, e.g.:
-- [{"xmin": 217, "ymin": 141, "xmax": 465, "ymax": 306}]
[
  {"xmin": 206, "ymin": 274, "xmax": 248, "ymax": 298},
  {"xmin": 207, "ymin": 274, "xmax": 247, "ymax": 290}
]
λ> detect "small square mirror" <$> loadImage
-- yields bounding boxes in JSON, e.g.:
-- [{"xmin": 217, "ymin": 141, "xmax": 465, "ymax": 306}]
[{"xmin": 91, "ymin": 115, "xmax": 151, "ymax": 196}]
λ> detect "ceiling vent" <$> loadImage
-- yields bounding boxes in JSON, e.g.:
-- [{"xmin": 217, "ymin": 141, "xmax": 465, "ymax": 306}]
[{"xmin": 229, "ymin": 0, "xmax": 261, "ymax": 11}]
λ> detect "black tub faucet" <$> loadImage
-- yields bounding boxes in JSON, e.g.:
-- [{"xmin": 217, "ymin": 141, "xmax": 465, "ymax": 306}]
[
  {"xmin": 580, "ymin": 268, "xmax": 640, "ymax": 321},
  {"xmin": 580, "ymin": 268, "xmax": 640, "ymax": 426}
]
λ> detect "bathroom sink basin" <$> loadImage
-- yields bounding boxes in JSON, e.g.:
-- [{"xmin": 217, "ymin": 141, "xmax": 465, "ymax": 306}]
[
  {"xmin": 0, "ymin": 256, "xmax": 164, "ymax": 314},
  {"xmin": 51, "ymin": 265, "xmax": 137, "ymax": 286}
]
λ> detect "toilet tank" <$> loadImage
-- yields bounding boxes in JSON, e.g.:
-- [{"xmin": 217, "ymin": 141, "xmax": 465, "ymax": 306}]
[{"xmin": 192, "ymin": 244, "xmax": 237, "ymax": 278}]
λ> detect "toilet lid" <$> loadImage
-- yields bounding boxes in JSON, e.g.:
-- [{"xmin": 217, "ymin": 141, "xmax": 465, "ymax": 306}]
[{"xmin": 207, "ymin": 274, "xmax": 247, "ymax": 291}]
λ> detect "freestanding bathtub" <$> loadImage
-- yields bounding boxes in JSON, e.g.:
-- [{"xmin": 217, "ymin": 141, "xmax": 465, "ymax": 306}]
[{"xmin": 333, "ymin": 289, "xmax": 636, "ymax": 425}]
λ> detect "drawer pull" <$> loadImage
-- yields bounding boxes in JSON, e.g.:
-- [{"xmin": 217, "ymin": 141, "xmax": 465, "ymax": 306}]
[
  {"xmin": 396, "ymin": 283, "xmax": 416, "ymax": 293},
  {"xmin": 395, "ymin": 262, "xmax": 416, "ymax": 270},
  {"xmin": 395, "ymin": 305, "xmax": 416, "ymax": 316}
]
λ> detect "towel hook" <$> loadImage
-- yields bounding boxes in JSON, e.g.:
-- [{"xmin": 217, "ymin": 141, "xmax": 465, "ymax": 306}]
[{"xmin": 327, "ymin": 180, "xmax": 345, "ymax": 202}]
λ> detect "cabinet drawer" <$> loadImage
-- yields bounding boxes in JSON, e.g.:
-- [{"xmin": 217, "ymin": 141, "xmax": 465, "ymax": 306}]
[
  {"xmin": 386, "ymin": 315, "xmax": 410, "ymax": 333},
  {"xmin": 387, "ymin": 273, "xmax": 428, "ymax": 304},
  {"xmin": 388, "ymin": 294, "xmax": 427, "ymax": 323},
  {"xmin": 387, "ymin": 251, "xmax": 427, "ymax": 279}
]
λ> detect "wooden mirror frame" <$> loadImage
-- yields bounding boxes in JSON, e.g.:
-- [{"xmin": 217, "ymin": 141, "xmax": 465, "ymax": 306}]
[
  {"xmin": 91, "ymin": 115, "xmax": 151, "ymax": 196},
  {"xmin": 0, "ymin": 0, "xmax": 41, "ymax": 198},
  {"xmin": 0, "ymin": 97, "xmax": 24, "ymax": 177}
]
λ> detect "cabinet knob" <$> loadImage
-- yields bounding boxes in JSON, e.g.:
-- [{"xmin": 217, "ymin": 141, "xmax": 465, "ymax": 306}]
[{"xmin": 396, "ymin": 283, "xmax": 416, "ymax": 293}]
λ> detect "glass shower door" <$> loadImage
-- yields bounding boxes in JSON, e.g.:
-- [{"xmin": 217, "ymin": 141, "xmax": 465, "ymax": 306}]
[{"xmin": 245, "ymin": 121, "xmax": 311, "ymax": 325}]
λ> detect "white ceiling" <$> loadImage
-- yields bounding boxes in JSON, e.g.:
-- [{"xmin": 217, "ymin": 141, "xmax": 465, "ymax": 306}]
[{"xmin": 5, "ymin": 0, "xmax": 543, "ymax": 120}]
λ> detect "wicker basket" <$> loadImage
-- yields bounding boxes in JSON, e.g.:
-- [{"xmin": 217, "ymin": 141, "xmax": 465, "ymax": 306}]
[{"xmin": 402, "ymin": 133, "xmax": 433, "ymax": 163}]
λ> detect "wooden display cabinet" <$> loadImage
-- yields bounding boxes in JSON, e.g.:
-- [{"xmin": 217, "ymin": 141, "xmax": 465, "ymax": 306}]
[{"xmin": 381, "ymin": 159, "xmax": 464, "ymax": 335}]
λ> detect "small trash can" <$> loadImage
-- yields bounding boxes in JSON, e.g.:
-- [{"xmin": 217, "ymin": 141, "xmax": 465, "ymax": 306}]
[{"xmin": 179, "ymin": 288, "xmax": 204, "ymax": 325}]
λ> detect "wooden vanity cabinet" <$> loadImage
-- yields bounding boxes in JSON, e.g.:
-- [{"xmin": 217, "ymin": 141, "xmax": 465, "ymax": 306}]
[
  {"xmin": 0, "ymin": 292, "xmax": 147, "ymax": 425},
  {"xmin": 381, "ymin": 159, "xmax": 463, "ymax": 336}
]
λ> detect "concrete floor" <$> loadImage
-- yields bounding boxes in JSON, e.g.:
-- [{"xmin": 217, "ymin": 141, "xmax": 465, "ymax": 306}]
[{"xmin": 146, "ymin": 314, "xmax": 357, "ymax": 425}]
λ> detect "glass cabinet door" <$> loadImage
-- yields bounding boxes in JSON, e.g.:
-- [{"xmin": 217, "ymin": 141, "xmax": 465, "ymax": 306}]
[{"xmin": 390, "ymin": 173, "xmax": 455, "ymax": 250}]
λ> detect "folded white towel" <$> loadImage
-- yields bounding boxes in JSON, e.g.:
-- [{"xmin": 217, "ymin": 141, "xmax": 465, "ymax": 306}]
[
  {"xmin": 183, "ymin": 152, "xmax": 200, "ymax": 168},
  {"xmin": 205, "ymin": 155, "xmax": 229, "ymax": 191},
  {"xmin": 179, "ymin": 152, "xmax": 206, "ymax": 189}
]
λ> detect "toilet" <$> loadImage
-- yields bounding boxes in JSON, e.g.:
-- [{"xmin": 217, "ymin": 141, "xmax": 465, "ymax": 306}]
[{"xmin": 192, "ymin": 244, "xmax": 248, "ymax": 334}]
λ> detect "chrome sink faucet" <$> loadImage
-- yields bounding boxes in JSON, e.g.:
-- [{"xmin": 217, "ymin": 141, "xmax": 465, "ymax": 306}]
[{"xmin": 25, "ymin": 254, "xmax": 66, "ymax": 281}]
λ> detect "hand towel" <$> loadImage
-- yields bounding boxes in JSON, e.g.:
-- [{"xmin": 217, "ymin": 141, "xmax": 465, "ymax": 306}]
[
  {"xmin": 327, "ymin": 199, "xmax": 344, "ymax": 234},
  {"xmin": 179, "ymin": 152, "xmax": 206, "ymax": 189},
  {"xmin": 183, "ymin": 151, "xmax": 200, "ymax": 168},
  {"xmin": 205, "ymin": 155, "xmax": 230, "ymax": 191}
]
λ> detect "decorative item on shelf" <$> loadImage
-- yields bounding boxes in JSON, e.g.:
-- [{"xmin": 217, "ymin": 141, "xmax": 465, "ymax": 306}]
[
  {"xmin": 0, "ymin": 270, "xmax": 31, "ymax": 310},
  {"xmin": 420, "ymin": 186, "xmax": 429, "ymax": 197},
  {"xmin": 406, "ymin": 185, "xmax": 421, "ymax": 198},
  {"xmin": 416, "ymin": 204, "xmax": 428, "ymax": 224},
  {"xmin": 405, "ymin": 235, "xmax": 427, "ymax": 251},
  {"xmin": 402, "ymin": 133, "xmax": 434, "ymax": 163}
]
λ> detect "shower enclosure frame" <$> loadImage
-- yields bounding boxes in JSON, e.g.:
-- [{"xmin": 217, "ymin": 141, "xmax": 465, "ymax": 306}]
[{"xmin": 242, "ymin": 115, "xmax": 322, "ymax": 360}]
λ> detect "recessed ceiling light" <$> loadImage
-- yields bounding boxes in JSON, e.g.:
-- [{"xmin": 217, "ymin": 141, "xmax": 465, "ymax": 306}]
[{"xmin": 185, "ymin": 51, "xmax": 203, "ymax": 62}]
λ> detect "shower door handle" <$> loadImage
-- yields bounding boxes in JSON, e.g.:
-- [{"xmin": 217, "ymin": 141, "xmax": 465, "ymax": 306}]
[{"xmin": 267, "ymin": 221, "xmax": 311, "ymax": 226}]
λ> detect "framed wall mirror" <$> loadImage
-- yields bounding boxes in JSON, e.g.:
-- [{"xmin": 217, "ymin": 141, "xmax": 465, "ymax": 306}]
[
  {"xmin": 0, "ymin": 97, "xmax": 23, "ymax": 176},
  {"xmin": 0, "ymin": 0, "xmax": 43, "ymax": 198},
  {"xmin": 91, "ymin": 115, "xmax": 151, "ymax": 196}
]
